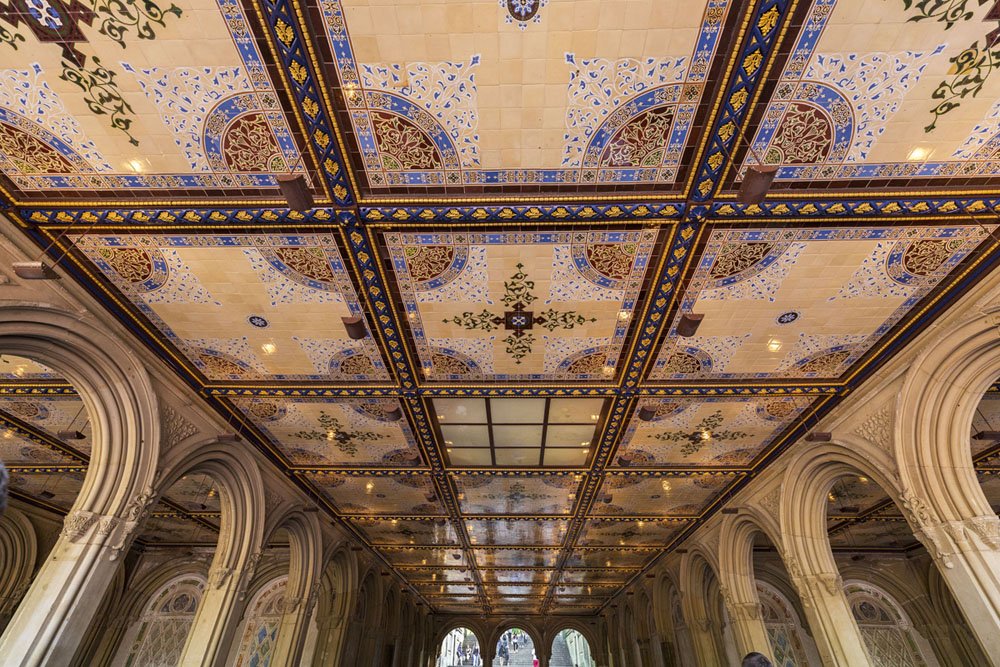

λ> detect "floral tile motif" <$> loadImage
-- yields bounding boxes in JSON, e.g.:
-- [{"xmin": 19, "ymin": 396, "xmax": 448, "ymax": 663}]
[
  {"xmin": 577, "ymin": 519, "xmax": 688, "ymax": 547},
  {"xmin": 75, "ymin": 234, "xmax": 388, "ymax": 382},
  {"xmin": 740, "ymin": 0, "xmax": 1000, "ymax": 183},
  {"xmin": 383, "ymin": 229, "xmax": 657, "ymax": 382},
  {"xmin": 0, "ymin": 0, "xmax": 305, "ymax": 196},
  {"xmin": 305, "ymin": 473, "xmax": 445, "ymax": 515},
  {"xmin": 455, "ymin": 476, "xmax": 581, "ymax": 516},
  {"xmin": 565, "ymin": 549, "xmax": 655, "ymax": 569},
  {"xmin": 352, "ymin": 518, "xmax": 458, "ymax": 546},
  {"xmin": 615, "ymin": 396, "xmax": 813, "ymax": 468},
  {"xmin": 380, "ymin": 546, "xmax": 467, "ymax": 567},
  {"xmin": 464, "ymin": 518, "xmax": 569, "ymax": 547},
  {"xmin": 234, "ymin": 397, "xmax": 421, "ymax": 467},
  {"xmin": 651, "ymin": 226, "xmax": 989, "ymax": 381},
  {"xmin": 592, "ymin": 474, "xmax": 735, "ymax": 517},
  {"xmin": 322, "ymin": 0, "xmax": 732, "ymax": 190},
  {"xmin": 0, "ymin": 394, "xmax": 92, "ymax": 456},
  {"xmin": 472, "ymin": 548, "xmax": 561, "ymax": 568},
  {"xmin": 6, "ymin": 469, "xmax": 86, "ymax": 510}
]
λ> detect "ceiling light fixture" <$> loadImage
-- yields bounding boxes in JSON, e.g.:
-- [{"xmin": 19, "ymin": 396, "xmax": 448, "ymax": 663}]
[
  {"xmin": 260, "ymin": 341, "xmax": 277, "ymax": 355},
  {"xmin": 57, "ymin": 430, "xmax": 85, "ymax": 441},
  {"xmin": 907, "ymin": 146, "xmax": 932, "ymax": 162},
  {"xmin": 12, "ymin": 261, "xmax": 59, "ymax": 280},
  {"xmin": 618, "ymin": 310, "xmax": 630, "ymax": 321},
  {"xmin": 127, "ymin": 158, "xmax": 145, "ymax": 173},
  {"xmin": 638, "ymin": 405, "xmax": 657, "ymax": 421},
  {"xmin": 277, "ymin": 174, "xmax": 314, "ymax": 211},
  {"xmin": 342, "ymin": 316, "xmax": 368, "ymax": 339},
  {"xmin": 384, "ymin": 406, "xmax": 403, "ymax": 421},
  {"xmin": 739, "ymin": 165, "xmax": 778, "ymax": 204},
  {"xmin": 766, "ymin": 338, "xmax": 782, "ymax": 352},
  {"xmin": 677, "ymin": 313, "xmax": 704, "ymax": 337},
  {"xmin": 805, "ymin": 431, "xmax": 832, "ymax": 442}
]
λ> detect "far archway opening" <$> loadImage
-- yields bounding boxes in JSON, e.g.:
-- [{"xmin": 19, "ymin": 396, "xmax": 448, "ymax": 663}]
[
  {"xmin": 550, "ymin": 628, "xmax": 594, "ymax": 667},
  {"xmin": 493, "ymin": 628, "xmax": 534, "ymax": 666},
  {"xmin": 438, "ymin": 627, "xmax": 481, "ymax": 666}
]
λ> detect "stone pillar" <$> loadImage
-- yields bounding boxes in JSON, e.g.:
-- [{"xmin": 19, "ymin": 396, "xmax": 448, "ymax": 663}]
[
  {"xmin": 0, "ymin": 511, "xmax": 138, "ymax": 666},
  {"xmin": 723, "ymin": 596, "xmax": 773, "ymax": 661},
  {"xmin": 784, "ymin": 564, "xmax": 872, "ymax": 667},
  {"xmin": 686, "ymin": 615, "xmax": 724, "ymax": 667},
  {"xmin": 271, "ymin": 583, "xmax": 320, "ymax": 667},
  {"xmin": 177, "ymin": 552, "xmax": 261, "ymax": 667}
]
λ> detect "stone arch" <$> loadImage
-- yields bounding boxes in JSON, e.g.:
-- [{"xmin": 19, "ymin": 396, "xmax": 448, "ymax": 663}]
[
  {"xmin": 755, "ymin": 579, "xmax": 815, "ymax": 667},
  {"xmin": 260, "ymin": 505, "xmax": 323, "ymax": 666},
  {"xmin": 0, "ymin": 507, "xmax": 35, "ymax": 629},
  {"xmin": 310, "ymin": 544, "xmax": 358, "ymax": 666},
  {"xmin": 896, "ymin": 307, "xmax": 1000, "ymax": 522},
  {"xmin": 548, "ymin": 622, "xmax": 597, "ymax": 667},
  {"xmin": 0, "ymin": 305, "xmax": 160, "ymax": 664},
  {"xmin": 780, "ymin": 440, "xmax": 904, "ymax": 591},
  {"xmin": 154, "ymin": 442, "xmax": 265, "ymax": 665},
  {"xmin": 679, "ymin": 548, "xmax": 727, "ymax": 665},
  {"xmin": 435, "ymin": 622, "xmax": 484, "ymax": 667},
  {"xmin": 488, "ymin": 618, "xmax": 543, "ymax": 663}
]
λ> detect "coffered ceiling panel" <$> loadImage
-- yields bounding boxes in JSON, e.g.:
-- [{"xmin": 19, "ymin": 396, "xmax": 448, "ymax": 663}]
[
  {"xmin": 316, "ymin": 0, "xmax": 734, "ymax": 194},
  {"xmin": 234, "ymin": 397, "xmax": 421, "ymax": 467},
  {"xmin": 734, "ymin": 0, "xmax": 1000, "ymax": 193},
  {"xmin": 650, "ymin": 225, "xmax": 989, "ymax": 382},
  {"xmin": 615, "ymin": 396, "xmax": 813, "ymax": 468},
  {"xmin": 0, "ymin": 394, "xmax": 92, "ymax": 456},
  {"xmin": 352, "ymin": 517, "xmax": 458, "ymax": 546},
  {"xmin": 6, "ymin": 469, "xmax": 86, "ymax": 510},
  {"xmin": 593, "ymin": 473, "xmax": 736, "ymax": 517},
  {"xmin": 0, "ymin": 0, "xmax": 314, "ymax": 202},
  {"xmin": 455, "ymin": 475, "xmax": 582, "ymax": 515},
  {"xmin": 381, "ymin": 229, "xmax": 658, "ymax": 382},
  {"xmin": 479, "ymin": 569, "xmax": 554, "ymax": 585},
  {"xmin": 473, "ymin": 548, "xmax": 561, "ymax": 568},
  {"xmin": 381, "ymin": 546, "xmax": 467, "ymax": 567},
  {"xmin": 397, "ymin": 568, "xmax": 473, "ymax": 584},
  {"xmin": 74, "ymin": 234, "xmax": 388, "ymax": 383},
  {"xmin": 577, "ymin": 518, "xmax": 688, "ymax": 547},
  {"xmin": 559, "ymin": 569, "xmax": 638, "ymax": 585},
  {"xmin": 305, "ymin": 472, "xmax": 445, "ymax": 515},
  {"xmin": 465, "ymin": 518, "xmax": 569, "ymax": 547}
]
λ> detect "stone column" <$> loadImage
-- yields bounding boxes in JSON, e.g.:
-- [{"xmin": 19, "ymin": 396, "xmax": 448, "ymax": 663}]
[
  {"xmin": 685, "ymin": 615, "xmax": 724, "ymax": 667},
  {"xmin": 0, "ymin": 510, "xmax": 139, "ymax": 666},
  {"xmin": 722, "ymin": 595, "xmax": 773, "ymax": 661},
  {"xmin": 271, "ymin": 583, "xmax": 319, "ymax": 667},
  {"xmin": 176, "ymin": 551, "xmax": 261, "ymax": 667},
  {"xmin": 911, "ymin": 514, "xmax": 1000, "ymax": 665},
  {"xmin": 783, "ymin": 563, "xmax": 872, "ymax": 667}
]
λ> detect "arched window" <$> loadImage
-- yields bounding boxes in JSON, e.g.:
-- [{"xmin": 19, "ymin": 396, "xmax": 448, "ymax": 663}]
[
  {"xmin": 234, "ymin": 576, "xmax": 288, "ymax": 667},
  {"xmin": 124, "ymin": 575, "xmax": 205, "ymax": 667},
  {"xmin": 845, "ymin": 581, "xmax": 935, "ymax": 667},
  {"xmin": 550, "ymin": 628, "xmax": 594, "ymax": 667},
  {"xmin": 438, "ymin": 627, "xmax": 480, "ymax": 666},
  {"xmin": 756, "ymin": 581, "xmax": 809, "ymax": 667}
]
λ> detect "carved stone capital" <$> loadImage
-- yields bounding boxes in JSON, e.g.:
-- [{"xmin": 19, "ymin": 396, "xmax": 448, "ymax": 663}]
[
  {"xmin": 729, "ymin": 601, "xmax": 761, "ymax": 622},
  {"xmin": 60, "ymin": 510, "xmax": 100, "ymax": 542},
  {"xmin": 208, "ymin": 565, "xmax": 233, "ymax": 589}
]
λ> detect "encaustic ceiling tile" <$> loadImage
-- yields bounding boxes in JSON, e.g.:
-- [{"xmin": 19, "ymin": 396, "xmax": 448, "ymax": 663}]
[
  {"xmin": 651, "ymin": 225, "xmax": 991, "ymax": 382},
  {"xmin": 234, "ymin": 397, "xmax": 422, "ymax": 468},
  {"xmin": 382, "ymin": 228, "xmax": 658, "ymax": 383},
  {"xmin": 74, "ymin": 233, "xmax": 390, "ymax": 384}
]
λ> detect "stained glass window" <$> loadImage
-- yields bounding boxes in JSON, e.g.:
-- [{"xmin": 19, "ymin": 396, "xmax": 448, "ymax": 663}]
[
  {"xmin": 234, "ymin": 576, "xmax": 288, "ymax": 667},
  {"xmin": 756, "ymin": 581, "xmax": 809, "ymax": 667},
  {"xmin": 845, "ymin": 581, "xmax": 933, "ymax": 667},
  {"xmin": 124, "ymin": 575, "xmax": 205, "ymax": 667}
]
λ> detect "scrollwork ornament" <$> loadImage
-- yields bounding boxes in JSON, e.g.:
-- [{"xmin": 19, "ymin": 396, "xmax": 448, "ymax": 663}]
[
  {"xmin": 817, "ymin": 573, "xmax": 843, "ymax": 597},
  {"xmin": 60, "ymin": 56, "xmax": 139, "ymax": 146},
  {"xmin": 237, "ymin": 550, "xmax": 264, "ymax": 600},
  {"xmin": 60, "ymin": 510, "xmax": 98, "ymax": 542},
  {"xmin": 900, "ymin": 489, "xmax": 937, "ymax": 527},
  {"xmin": 965, "ymin": 515, "xmax": 1000, "ymax": 550}
]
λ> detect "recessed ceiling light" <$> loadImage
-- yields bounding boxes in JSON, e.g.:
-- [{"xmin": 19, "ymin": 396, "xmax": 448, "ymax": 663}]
[
  {"xmin": 127, "ymin": 158, "xmax": 145, "ymax": 173},
  {"xmin": 907, "ymin": 146, "xmax": 932, "ymax": 161},
  {"xmin": 260, "ymin": 342, "xmax": 277, "ymax": 355},
  {"xmin": 601, "ymin": 365, "xmax": 614, "ymax": 376},
  {"xmin": 12, "ymin": 366, "xmax": 24, "ymax": 377},
  {"xmin": 858, "ymin": 476, "xmax": 869, "ymax": 484},
  {"xmin": 590, "ymin": 413, "xmax": 599, "ymax": 421},
  {"xmin": 766, "ymin": 338, "xmax": 782, "ymax": 352},
  {"xmin": 618, "ymin": 310, "xmax": 630, "ymax": 321}
]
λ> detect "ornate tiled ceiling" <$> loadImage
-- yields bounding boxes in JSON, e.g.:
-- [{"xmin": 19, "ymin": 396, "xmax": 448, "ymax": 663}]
[{"xmin": 6, "ymin": 0, "xmax": 1000, "ymax": 618}]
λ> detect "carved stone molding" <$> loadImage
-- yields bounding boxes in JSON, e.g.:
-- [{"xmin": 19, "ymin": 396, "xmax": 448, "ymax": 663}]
[
  {"xmin": 237, "ymin": 550, "xmax": 264, "ymax": 600},
  {"xmin": 161, "ymin": 405, "xmax": 198, "ymax": 452},
  {"xmin": 60, "ymin": 510, "xmax": 100, "ymax": 542},
  {"xmin": 109, "ymin": 486, "xmax": 157, "ymax": 560},
  {"xmin": 965, "ymin": 515, "xmax": 1000, "ymax": 550},
  {"xmin": 853, "ymin": 405, "xmax": 892, "ymax": 453},
  {"xmin": 729, "ymin": 601, "xmax": 761, "ymax": 622},
  {"xmin": 758, "ymin": 487, "xmax": 780, "ymax": 522}
]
